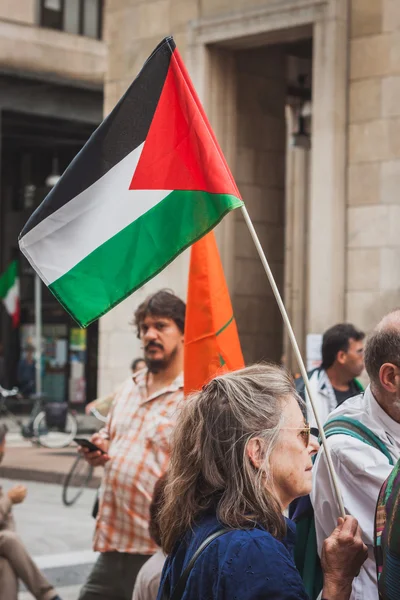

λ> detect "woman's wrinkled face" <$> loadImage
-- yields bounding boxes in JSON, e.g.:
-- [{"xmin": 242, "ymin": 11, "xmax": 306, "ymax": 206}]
[{"xmin": 270, "ymin": 395, "xmax": 319, "ymax": 509}]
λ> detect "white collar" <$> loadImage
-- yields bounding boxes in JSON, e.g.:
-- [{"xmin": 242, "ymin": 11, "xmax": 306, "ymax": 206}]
[
  {"xmin": 316, "ymin": 368, "xmax": 336, "ymax": 400},
  {"xmin": 133, "ymin": 368, "xmax": 184, "ymax": 404},
  {"xmin": 366, "ymin": 385, "xmax": 400, "ymax": 444}
]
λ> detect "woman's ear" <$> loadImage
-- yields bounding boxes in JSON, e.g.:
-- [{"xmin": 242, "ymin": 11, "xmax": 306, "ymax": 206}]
[{"xmin": 247, "ymin": 437, "xmax": 265, "ymax": 469}]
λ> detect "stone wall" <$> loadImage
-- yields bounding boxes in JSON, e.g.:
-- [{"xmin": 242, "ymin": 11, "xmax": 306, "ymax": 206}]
[
  {"xmin": 347, "ymin": 0, "xmax": 400, "ymax": 331},
  {"xmin": 233, "ymin": 46, "xmax": 286, "ymax": 364},
  {"xmin": 99, "ymin": 0, "xmax": 196, "ymax": 394},
  {"xmin": 0, "ymin": 0, "xmax": 35, "ymax": 24},
  {"xmin": 0, "ymin": 1, "xmax": 106, "ymax": 86},
  {"xmin": 103, "ymin": 0, "xmax": 198, "ymax": 115},
  {"xmin": 100, "ymin": 1, "xmax": 300, "ymax": 386},
  {"xmin": 104, "ymin": 0, "xmax": 391, "ymax": 389},
  {"xmin": 102, "ymin": 8, "xmax": 288, "ymax": 379}
]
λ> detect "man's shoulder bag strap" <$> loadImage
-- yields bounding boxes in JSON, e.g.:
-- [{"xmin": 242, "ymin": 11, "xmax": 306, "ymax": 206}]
[
  {"xmin": 323, "ymin": 416, "xmax": 394, "ymax": 466},
  {"xmin": 161, "ymin": 528, "xmax": 231, "ymax": 600}
]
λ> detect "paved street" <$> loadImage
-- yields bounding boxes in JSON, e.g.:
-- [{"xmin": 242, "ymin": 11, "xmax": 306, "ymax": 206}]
[
  {"xmin": 1, "ymin": 478, "xmax": 98, "ymax": 600},
  {"xmin": 0, "ymin": 413, "xmax": 102, "ymax": 486}
]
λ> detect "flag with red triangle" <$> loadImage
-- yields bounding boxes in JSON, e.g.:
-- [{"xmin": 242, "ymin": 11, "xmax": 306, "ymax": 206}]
[
  {"xmin": 18, "ymin": 37, "xmax": 243, "ymax": 327},
  {"xmin": 184, "ymin": 232, "xmax": 245, "ymax": 396}
]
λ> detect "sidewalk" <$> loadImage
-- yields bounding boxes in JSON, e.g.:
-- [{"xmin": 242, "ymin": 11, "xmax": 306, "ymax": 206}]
[
  {"xmin": 0, "ymin": 412, "xmax": 104, "ymax": 484},
  {"xmin": 1, "ymin": 443, "xmax": 102, "ymax": 485},
  {"xmin": 0, "ymin": 444, "xmax": 102, "ymax": 486}
]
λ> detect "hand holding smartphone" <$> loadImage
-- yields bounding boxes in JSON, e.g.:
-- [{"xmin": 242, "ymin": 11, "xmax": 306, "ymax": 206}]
[{"xmin": 74, "ymin": 437, "xmax": 106, "ymax": 454}]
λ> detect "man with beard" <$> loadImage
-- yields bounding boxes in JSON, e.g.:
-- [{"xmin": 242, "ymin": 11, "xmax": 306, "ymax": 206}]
[
  {"xmin": 78, "ymin": 290, "xmax": 185, "ymax": 600},
  {"xmin": 312, "ymin": 309, "xmax": 400, "ymax": 599}
]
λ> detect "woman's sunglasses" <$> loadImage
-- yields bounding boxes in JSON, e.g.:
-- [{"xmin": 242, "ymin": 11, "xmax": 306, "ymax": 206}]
[
  {"xmin": 299, "ymin": 423, "xmax": 311, "ymax": 447},
  {"xmin": 282, "ymin": 423, "xmax": 311, "ymax": 447}
]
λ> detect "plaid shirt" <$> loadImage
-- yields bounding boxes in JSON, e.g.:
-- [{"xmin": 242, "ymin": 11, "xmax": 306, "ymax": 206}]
[{"xmin": 93, "ymin": 368, "xmax": 184, "ymax": 554}]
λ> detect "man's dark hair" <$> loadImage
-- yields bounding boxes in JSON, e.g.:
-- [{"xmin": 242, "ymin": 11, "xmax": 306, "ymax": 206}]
[
  {"xmin": 364, "ymin": 327, "xmax": 400, "ymax": 385},
  {"xmin": 134, "ymin": 290, "xmax": 186, "ymax": 338},
  {"xmin": 149, "ymin": 473, "xmax": 167, "ymax": 546},
  {"xmin": 321, "ymin": 323, "xmax": 365, "ymax": 370}
]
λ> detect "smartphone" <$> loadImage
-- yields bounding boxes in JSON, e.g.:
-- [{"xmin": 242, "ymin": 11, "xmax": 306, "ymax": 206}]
[{"xmin": 73, "ymin": 437, "xmax": 106, "ymax": 454}]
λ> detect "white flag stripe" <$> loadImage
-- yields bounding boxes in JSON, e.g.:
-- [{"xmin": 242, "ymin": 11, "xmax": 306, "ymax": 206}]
[
  {"xmin": 19, "ymin": 143, "xmax": 171, "ymax": 286},
  {"xmin": 20, "ymin": 144, "xmax": 143, "ymax": 249},
  {"xmin": 3, "ymin": 280, "xmax": 18, "ymax": 316}
]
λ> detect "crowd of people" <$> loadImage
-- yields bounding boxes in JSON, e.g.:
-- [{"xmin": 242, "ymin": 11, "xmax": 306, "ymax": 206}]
[{"xmin": 2, "ymin": 289, "xmax": 400, "ymax": 599}]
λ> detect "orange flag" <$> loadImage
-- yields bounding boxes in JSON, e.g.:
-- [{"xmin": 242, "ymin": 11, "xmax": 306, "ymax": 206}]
[{"xmin": 184, "ymin": 231, "xmax": 245, "ymax": 395}]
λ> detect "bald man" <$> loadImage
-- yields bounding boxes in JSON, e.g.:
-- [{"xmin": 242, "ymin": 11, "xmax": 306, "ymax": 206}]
[{"xmin": 311, "ymin": 310, "xmax": 400, "ymax": 599}]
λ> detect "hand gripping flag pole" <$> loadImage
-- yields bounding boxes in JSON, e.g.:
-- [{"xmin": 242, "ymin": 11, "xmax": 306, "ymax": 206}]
[{"xmin": 241, "ymin": 205, "xmax": 346, "ymax": 519}]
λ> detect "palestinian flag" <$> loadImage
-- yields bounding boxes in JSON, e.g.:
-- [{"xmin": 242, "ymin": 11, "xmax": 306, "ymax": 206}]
[
  {"xmin": 0, "ymin": 260, "xmax": 20, "ymax": 327},
  {"xmin": 19, "ymin": 37, "xmax": 243, "ymax": 328},
  {"xmin": 184, "ymin": 231, "xmax": 244, "ymax": 395}
]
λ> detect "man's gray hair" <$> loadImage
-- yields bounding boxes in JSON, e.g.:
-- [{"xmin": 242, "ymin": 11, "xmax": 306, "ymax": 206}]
[{"xmin": 364, "ymin": 310, "xmax": 400, "ymax": 384}]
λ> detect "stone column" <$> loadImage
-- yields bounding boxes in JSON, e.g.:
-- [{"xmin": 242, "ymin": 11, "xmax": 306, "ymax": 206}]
[
  {"xmin": 346, "ymin": 0, "xmax": 400, "ymax": 331},
  {"xmin": 307, "ymin": 1, "xmax": 349, "ymax": 333},
  {"xmin": 205, "ymin": 46, "xmax": 237, "ymax": 289},
  {"xmin": 284, "ymin": 107, "xmax": 310, "ymax": 372}
]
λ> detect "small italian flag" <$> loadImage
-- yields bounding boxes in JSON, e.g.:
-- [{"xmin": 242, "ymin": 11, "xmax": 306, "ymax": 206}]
[
  {"xmin": 18, "ymin": 37, "xmax": 243, "ymax": 327},
  {"xmin": 0, "ymin": 260, "xmax": 20, "ymax": 327}
]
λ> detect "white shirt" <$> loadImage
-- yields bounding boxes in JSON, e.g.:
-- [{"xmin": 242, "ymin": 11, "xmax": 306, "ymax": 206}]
[
  {"xmin": 311, "ymin": 387, "xmax": 400, "ymax": 600},
  {"xmin": 132, "ymin": 549, "xmax": 165, "ymax": 600},
  {"xmin": 303, "ymin": 368, "xmax": 338, "ymax": 432}
]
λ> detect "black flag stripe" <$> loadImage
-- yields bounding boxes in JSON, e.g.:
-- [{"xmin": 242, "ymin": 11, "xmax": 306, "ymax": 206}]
[{"xmin": 20, "ymin": 37, "xmax": 175, "ymax": 237}]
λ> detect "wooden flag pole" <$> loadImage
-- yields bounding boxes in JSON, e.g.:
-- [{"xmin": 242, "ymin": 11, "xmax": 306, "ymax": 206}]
[
  {"xmin": 241, "ymin": 205, "xmax": 346, "ymax": 518},
  {"xmin": 34, "ymin": 273, "xmax": 42, "ymax": 397}
]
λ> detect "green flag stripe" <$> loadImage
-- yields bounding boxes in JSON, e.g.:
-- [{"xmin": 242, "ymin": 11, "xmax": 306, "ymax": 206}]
[
  {"xmin": 216, "ymin": 315, "xmax": 234, "ymax": 337},
  {"xmin": 0, "ymin": 260, "xmax": 17, "ymax": 299},
  {"xmin": 49, "ymin": 190, "xmax": 243, "ymax": 327}
]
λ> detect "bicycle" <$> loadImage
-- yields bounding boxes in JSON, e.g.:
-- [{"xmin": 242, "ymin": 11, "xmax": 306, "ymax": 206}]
[
  {"xmin": 62, "ymin": 406, "xmax": 106, "ymax": 507},
  {"xmin": 0, "ymin": 385, "xmax": 78, "ymax": 449}
]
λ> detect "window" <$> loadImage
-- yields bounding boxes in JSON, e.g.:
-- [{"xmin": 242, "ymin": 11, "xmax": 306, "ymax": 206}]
[
  {"xmin": 39, "ymin": 0, "xmax": 103, "ymax": 39},
  {"xmin": 83, "ymin": 0, "xmax": 100, "ymax": 39},
  {"xmin": 64, "ymin": 0, "xmax": 80, "ymax": 35},
  {"xmin": 40, "ymin": 0, "xmax": 63, "ymax": 30}
]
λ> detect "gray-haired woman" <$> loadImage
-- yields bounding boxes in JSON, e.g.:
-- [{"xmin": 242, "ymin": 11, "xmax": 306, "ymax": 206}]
[{"xmin": 157, "ymin": 364, "xmax": 367, "ymax": 600}]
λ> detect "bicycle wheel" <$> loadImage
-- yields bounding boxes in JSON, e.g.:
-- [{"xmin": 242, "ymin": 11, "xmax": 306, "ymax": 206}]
[
  {"xmin": 33, "ymin": 410, "xmax": 78, "ymax": 449},
  {"xmin": 62, "ymin": 454, "xmax": 93, "ymax": 506}
]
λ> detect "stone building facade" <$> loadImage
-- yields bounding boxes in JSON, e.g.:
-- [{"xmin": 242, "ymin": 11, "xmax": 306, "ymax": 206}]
[
  {"xmin": 347, "ymin": 0, "xmax": 400, "ymax": 335},
  {"xmin": 1, "ymin": 0, "xmax": 398, "ymax": 399},
  {"xmin": 102, "ymin": 0, "xmax": 393, "ymax": 392}
]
